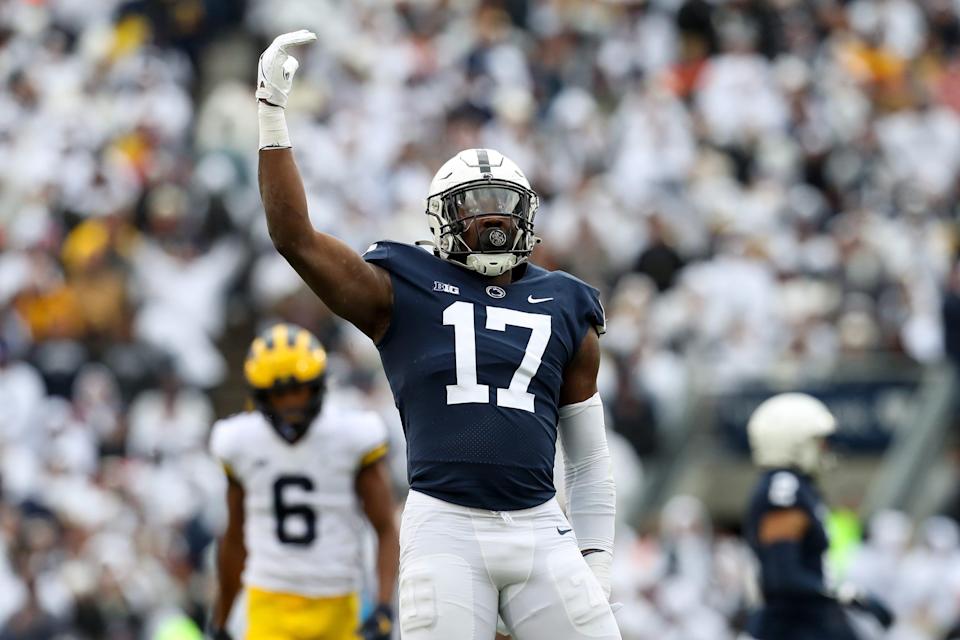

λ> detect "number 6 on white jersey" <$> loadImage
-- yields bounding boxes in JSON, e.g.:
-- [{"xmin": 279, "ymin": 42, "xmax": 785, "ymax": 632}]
[{"xmin": 443, "ymin": 301, "xmax": 551, "ymax": 413}]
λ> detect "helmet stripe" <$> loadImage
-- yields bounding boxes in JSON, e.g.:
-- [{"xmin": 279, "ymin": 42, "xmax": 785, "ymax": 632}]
[
  {"xmin": 271, "ymin": 324, "xmax": 288, "ymax": 351},
  {"xmin": 285, "ymin": 324, "xmax": 298, "ymax": 347},
  {"xmin": 476, "ymin": 149, "xmax": 491, "ymax": 175},
  {"xmin": 249, "ymin": 337, "xmax": 267, "ymax": 357},
  {"xmin": 295, "ymin": 328, "xmax": 311, "ymax": 351}
]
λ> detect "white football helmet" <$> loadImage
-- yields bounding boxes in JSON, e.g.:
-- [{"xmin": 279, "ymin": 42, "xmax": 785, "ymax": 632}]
[
  {"xmin": 747, "ymin": 393, "xmax": 836, "ymax": 474},
  {"xmin": 425, "ymin": 148, "xmax": 540, "ymax": 277}
]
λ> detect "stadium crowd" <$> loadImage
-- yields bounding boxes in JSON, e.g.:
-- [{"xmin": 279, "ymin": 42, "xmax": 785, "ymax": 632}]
[{"xmin": 2, "ymin": 0, "xmax": 960, "ymax": 638}]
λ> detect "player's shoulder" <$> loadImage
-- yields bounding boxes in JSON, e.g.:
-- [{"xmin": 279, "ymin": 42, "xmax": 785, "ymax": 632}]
[
  {"xmin": 539, "ymin": 266, "xmax": 598, "ymax": 291},
  {"xmin": 527, "ymin": 264, "xmax": 606, "ymax": 333},
  {"xmin": 362, "ymin": 240, "xmax": 436, "ymax": 266},
  {"xmin": 320, "ymin": 404, "xmax": 387, "ymax": 452},
  {"xmin": 753, "ymin": 469, "xmax": 809, "ymax": 511},
  {"xmin": 210, "ymin": 411, "xmax": 269, "ymax": 458}
]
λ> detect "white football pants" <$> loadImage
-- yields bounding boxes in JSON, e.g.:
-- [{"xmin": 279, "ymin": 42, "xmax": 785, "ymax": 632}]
[{"xmin": 398, "ymin": 490, "xmax": 622, "ymax": 639}]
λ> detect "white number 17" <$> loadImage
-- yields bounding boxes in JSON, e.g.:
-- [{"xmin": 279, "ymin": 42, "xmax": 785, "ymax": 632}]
[{"xmin": 443, "ymin": 301, "xmax": 552, "ymax": 413}]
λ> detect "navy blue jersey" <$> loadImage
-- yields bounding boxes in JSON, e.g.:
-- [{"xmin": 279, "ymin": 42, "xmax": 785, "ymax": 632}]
[
  {"xmin": 745, "ymin": 469, "xmax": 857, "ymax": 640},
  {"xmin": 363, "ymin": 241, "xmax": 604, "ymax": 511}
]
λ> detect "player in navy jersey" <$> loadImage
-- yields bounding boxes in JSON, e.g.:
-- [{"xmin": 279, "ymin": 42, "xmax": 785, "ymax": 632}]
[
  {"xmin": 255, "ymin": 32, "xmax": 620, "ymax": 639},
  {"xmin": 744, "ymin": 393, "xmax": 894, "ymax": 640}
]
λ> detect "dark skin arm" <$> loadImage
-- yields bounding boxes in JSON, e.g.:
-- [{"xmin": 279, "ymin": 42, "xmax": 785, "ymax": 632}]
[
  {"xmin": 560, "ymin": 330, "xmax": 604, "ymax": 555},
  {"xmin": 559, "ymin": 327, "xmax": 601, "ymax": 406},
  {"xmin": 212, "ymin": 476, "xmax": 246, "ymax": 630},
  {"xmin": 758, "ymin": 508, "xmax": 809, "ymax": 543},
  {"xmin": 356, "ymin": 458, "xmax": 400, "ymax": 607},
  {"xmin": 258, "ymin": 148, "xmax": 393, "ymax": 341}
]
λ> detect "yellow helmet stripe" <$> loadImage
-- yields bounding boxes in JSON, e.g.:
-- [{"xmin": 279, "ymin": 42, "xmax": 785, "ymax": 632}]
[
  {"xmin": 249, "ymin": 337, "xmax": 268, "ymax": 358},
  {"xmin": 295, "ymin": 327, "xmax": 312, "ymax": 351}
]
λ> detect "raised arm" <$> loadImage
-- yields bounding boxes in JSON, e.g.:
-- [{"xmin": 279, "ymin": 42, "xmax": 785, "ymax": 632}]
[{"xmin": 256, "ymin": 31, "xmax": 392, "ymax": 342}]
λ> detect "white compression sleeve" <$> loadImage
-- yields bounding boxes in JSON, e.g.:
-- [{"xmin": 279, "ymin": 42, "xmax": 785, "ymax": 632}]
[
  {"xmin": 258, "ymin": 102, "xmax": 291, "ymax": 149},
  {"xmin": 558, "ymin": 392, "xmax": 616, "ymax": 554}
]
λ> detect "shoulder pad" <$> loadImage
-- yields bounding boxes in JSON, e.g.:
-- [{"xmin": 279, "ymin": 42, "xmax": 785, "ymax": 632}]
[{"xmin": 552, "ymin": 270, "xmax": 606, "ymax": 336}]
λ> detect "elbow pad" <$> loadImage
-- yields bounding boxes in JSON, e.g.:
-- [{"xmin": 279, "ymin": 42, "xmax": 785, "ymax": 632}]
[{"xmin": 558, "ymin": 392, "xmax": 616, "ymax": 554}]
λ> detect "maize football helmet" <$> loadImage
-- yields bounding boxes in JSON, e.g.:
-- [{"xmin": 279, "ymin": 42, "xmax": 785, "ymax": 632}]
[
  {"xmin": 426, "ymin": 148, "xmax": 540, "ymax": 277},
  {"xmin": 244, "ymin": 323, "xmax": 327, "ymax": 442}
]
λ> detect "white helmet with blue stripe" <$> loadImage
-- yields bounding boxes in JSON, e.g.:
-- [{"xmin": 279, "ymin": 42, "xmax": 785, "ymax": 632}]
[
  {"xmin": 425, "ymin": 148, "xmax": 540, "ymax": 277},
  {"xmin": 747, "ymin": 392, "xmax": 837, "ymax": 474}
]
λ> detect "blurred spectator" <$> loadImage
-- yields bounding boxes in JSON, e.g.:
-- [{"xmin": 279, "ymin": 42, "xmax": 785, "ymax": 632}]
[
  {"xmin": 126, "ymin": 362, "xmax": 213, "ymax": 460},
  {"xmin": 0, "ymin": 339, "xmax": 44, "ymax": 446},
  {"xmin": 0, "ymin": 579, "xmax": 63, "ymax": 640},
  {"xmin": 945, "ymin": 261, "xmax": 960, "ymax": 369},
  {"xmin": 633, "ymin": 216, "xmax": 685, "ymax": 293}
]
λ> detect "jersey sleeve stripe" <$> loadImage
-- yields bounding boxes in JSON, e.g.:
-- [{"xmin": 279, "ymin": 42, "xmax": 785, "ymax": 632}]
[
  {"xmin": 221, "ymin": 461, "xmax": 239, "ymax": 481},
  {"xmin": 359, "ymin": 443, "xmax": 388, "ymax": 468}
]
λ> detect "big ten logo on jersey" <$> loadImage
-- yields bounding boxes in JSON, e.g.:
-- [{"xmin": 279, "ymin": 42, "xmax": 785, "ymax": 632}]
[
  {"xmin": 443, "ymin": 301, "xmax": 551, "ymax": 413},
  {"xmin": 433, "ymin": 281, "xmax": 460, "ymax": 295}
]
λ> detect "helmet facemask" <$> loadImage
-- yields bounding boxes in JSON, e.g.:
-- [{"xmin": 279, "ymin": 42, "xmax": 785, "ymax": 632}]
[
  {"xmin": 427, "ymin": 180, "xmax": 539, "ymax": 277},
  {"xmin": 254, "ymin": 379, "xmax": 325, "ymax": 444}
]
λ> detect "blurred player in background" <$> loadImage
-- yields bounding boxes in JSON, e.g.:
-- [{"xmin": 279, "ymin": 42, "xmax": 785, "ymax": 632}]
[
  {"xmin": 208, "ymin": 323, "xmax": 398, "ymax": 640},
  {"xmin": 744, "ymin": 393, "xmax": 894, "ymax": 640},
  {"xmin": 256, "ymin": 31, "xmax": 620, "ymax": 640}
]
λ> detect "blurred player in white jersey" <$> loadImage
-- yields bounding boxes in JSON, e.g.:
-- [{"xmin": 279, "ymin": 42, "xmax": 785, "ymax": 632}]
[{"xmin": 208, "ymin": 323, "xmax": 399, "ymax": 640}]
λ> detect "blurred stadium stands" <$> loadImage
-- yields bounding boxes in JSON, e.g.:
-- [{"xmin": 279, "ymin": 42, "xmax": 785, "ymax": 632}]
[{"xmin": 1, "ymin": 0, "xmax": 960, "ymax": 638}]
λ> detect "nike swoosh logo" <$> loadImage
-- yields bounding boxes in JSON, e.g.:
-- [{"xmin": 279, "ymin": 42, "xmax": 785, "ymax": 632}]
[
  {"xmin": 557, "ymin": 527, "xmax": 572, "ymax": 535},
  {"xmin": 528, "ymin": 295, "xmax": 554, "ymax": 304}
]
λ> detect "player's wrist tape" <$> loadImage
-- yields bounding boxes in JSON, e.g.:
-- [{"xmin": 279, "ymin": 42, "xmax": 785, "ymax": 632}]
[
  {"xmin": 258, "ymin": 101, "xmax": 291, "ymax": 149},
  {"xmin": 583, "ymin": 548, "xmax": 613, "ymax": 600}
]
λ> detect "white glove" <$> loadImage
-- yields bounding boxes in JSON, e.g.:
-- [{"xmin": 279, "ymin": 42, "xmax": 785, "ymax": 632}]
[
  {"xmin": 583, "ymin": 550, "xmax": 612, "ymax": 601},
  {"xmin": 256, "ymin": 29, "xmax": 316, "ymax": 108}
]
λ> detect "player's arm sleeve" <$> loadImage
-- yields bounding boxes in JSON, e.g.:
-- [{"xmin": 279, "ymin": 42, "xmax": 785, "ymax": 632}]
[
  {"xmin": 210, "ymin": 420, "xmax": 240, "ymax": 484},
  {"xmin": 353, "ymin": 412, "xmax": 389, "ymax": 471},
  {"xmin": 557, "ymin": 392, "xmax": 615, "ymax": 554},
  {"xmin": 361, "ymin": 241, "xmax": 392, "ymax": 268},
  {"xmin": 583, "ymin": 285, "xmax": 606, "ymax": 336}
]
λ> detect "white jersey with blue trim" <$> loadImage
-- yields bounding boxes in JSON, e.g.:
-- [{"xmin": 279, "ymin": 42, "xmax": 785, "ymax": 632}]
[{"xmin": 210, "ymin": 405, "xmax": 387, "ymax": 597}]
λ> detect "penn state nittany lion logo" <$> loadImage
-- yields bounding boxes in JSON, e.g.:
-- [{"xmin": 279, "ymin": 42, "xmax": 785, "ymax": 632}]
[{"xmin": 486, "ymin": 285, "xmax": 506, "ymax": 299}]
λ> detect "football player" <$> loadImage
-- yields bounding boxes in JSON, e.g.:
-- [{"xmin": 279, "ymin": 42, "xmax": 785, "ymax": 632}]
[
  {"xmin": 255, "ymin": 31, "xmax": 620, "ymax": 639},
  {"xmin": 744, "ymin": 393, "xmax": 894, "ymax": 640},
  {"xmin": 208, "ymin": 323, "xmax": 398, "ymax": 640}
]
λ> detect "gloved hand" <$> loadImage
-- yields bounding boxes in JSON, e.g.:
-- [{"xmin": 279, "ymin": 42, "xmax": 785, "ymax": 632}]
[
  {"xmin": 851, "ymin": 593, "xmax": 895, "ymax": 629},
  {"xmin": 358, "ymin": 603, "xmax": 393, "ymax": 640},
  {"xmin": 837, "ymin": 584, "xmax": 894, "ymax": 629},
  {"xmin": 582, "ymin": 549, "xmax": 612, "ymax": 601},
  {"xmin": 256, "ymin": 29, "xmax": 316, "ymax": 108}
]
